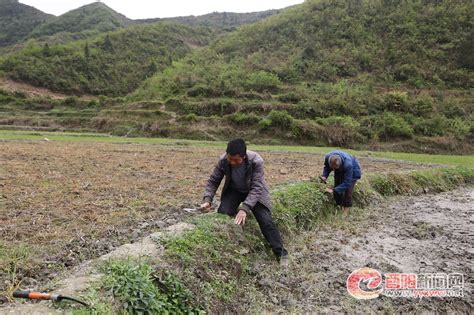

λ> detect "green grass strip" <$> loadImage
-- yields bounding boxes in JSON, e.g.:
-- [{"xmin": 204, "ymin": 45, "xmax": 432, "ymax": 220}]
[{"xmin": 1, "ymin": 129, "xmax": 473, "ymax": 166}]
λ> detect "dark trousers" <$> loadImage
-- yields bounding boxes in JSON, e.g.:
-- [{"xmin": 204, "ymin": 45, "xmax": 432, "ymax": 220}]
[
  {"xmin": 218, "ymin": 189, "xmax": 287, "ymax": 257},
  {"xmin": 333, "ymin": 180, "xmax": 357, "ymax": 207}
]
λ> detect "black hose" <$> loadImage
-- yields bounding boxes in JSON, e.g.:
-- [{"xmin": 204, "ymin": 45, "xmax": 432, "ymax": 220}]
[{"xmin": 58, "ymin": 295, "xmax": 89, "ymax": 307}]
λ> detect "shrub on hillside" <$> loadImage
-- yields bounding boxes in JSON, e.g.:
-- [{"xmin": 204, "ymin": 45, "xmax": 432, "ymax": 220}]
[
  {"xmin": 410, "ymin": 94, "xmax": 435, "ymax": 117},
  {"xmin": 413, "ymin": 115, "xmax": 447, "ymax": 137},
  {"xmin": 317, "ymin": 116, "xmax": 363, "ymax": 146},
  {"xmin": 394, "ymin": 64, "xmax": 423, "ymax": 85},
  {"xmin": 448, "ymin": 118, "xmax": 470, "ymax": 140},
  {"xmin": 266, "ymin": 110, "xmax": 294, "ymax": 129},
  {"xmin": 245, "ymin": 71, "xmax": 281, "ymax": 92},
  {"xmin": 258, "ymin": 118, "xmax": 272, "ymax": 130},
  {"xmin": 226, "ymin": 112, "xmax": 261, "ymax": 126},
  {"xmin": 441, "ymin": 100, "xmax": 466, "ymax": 118},
  {"xmin": 278, "ymin": 91, "xmax": 302, "ymax": 104},
  {"xmin": 294, "ymin": 119, "xmax": 325, "ymax": 141},
  {"xmin": 383, "ymin": 91, "xmax": 409, "ymax": 112},
  {"xmin": 375, "ymin": 112, "xmax": 414, "ymax": 140}
]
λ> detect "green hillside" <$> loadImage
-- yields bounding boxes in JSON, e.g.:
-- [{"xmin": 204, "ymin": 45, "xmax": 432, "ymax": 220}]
[
  {"xmin": 137, "ymin": 0, "xmax": 474, "ymax": 95},
  {"xmin": 0, "ymin": 0, "xmax": 53, "ymax": 47},
  {"xmin": 129, "ymin": 0, "xmax": 473, "ymax": 150},
  {"xmin": 27, "ymin": 2, "xmax": 132, "ymax": 40},
  {"xmin": 1, "ymin": 0, "xmax": 473, "ymax": 152},
  {"xmin": 0, "ymin": 23, "xmax": 217, "ymax": 95}
]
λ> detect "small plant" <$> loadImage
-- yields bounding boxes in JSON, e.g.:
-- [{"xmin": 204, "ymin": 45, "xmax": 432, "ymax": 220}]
[
  {"xmin": 258, "ymin": 118, "xmax": 272, "ymax": 130},
  {"xmin": 182, "ymin": 113, "xmax": 199, "ymax": 122},
  {"xmin": 0, "ymin": 242, "xmax": 31, "ymax": 302},
  {"xmin": 278, "ymin": 91, "xmax": 302, "ymax": 104},
  {"xmin": 163, "ymin": 214, "xmax": 264, "ymax": 312},
  {"xmin": 101, "ymin": 258, "xmax": 200, "ymax": 314}
]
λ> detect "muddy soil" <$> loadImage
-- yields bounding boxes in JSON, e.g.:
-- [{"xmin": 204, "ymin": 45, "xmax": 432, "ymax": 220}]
[
  {"xmin": 265, "ymin": 187, "xmax": 473, "ymax": 313},
  {"xmin": 0, "ymin": 140, "xmax": 435, "ymax": 299}
]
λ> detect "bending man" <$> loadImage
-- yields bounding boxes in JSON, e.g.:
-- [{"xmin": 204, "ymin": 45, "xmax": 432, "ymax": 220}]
[
  {"xmin": 321, "ymin": 150, "xmax": 362, "ymax": 216},
  {"xmin": 201, "ymin": 139, "xmax": 288, "ymax": 265}
]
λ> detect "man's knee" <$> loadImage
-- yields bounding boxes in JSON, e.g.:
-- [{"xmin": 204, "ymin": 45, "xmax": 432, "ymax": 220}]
[
  {"xmin": 252, "ymin": 204, "xmax": 274, "ymax": 225},
  {"xmin": 333, "ymin": 192, "xmax": 343, "ymax": 205}
]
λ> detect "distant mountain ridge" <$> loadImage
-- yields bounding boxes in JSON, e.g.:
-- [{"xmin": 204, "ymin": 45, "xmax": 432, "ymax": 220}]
[
  {"xmin": 0, "ymin": 0, "xmax": 54, "ymax": 47},
  {"xmin": 27, "ymin": 2, "xmax": 133, "ymax": 40},
  {"xmin": 0, "ymin": 1, "xmax": 282, "ymax": 49},
  {"xmin": 137, "ymin": 9, "xmax": 281, "ymax": 29}
]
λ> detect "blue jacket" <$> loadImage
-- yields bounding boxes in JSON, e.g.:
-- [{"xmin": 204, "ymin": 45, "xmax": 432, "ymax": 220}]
[{"xmin": 322, "ymin": 150, "xmax": 362, "ymax": 194}]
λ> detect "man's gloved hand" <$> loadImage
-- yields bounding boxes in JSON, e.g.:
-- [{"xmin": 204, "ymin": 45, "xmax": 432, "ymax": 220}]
[
  {"xmin": 319, "ymin": 176, "xmax": 327, "ymax": 184},
  {"xmin": 234, "ymin": 209, "xmax": 247, "ymax": 225}
]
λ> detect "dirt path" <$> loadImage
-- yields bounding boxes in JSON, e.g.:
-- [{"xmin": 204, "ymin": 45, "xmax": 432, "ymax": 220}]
[
  {"xmin": 269, "ymin": 187, "xmax": 473, "ymax": 313},
  {"xmin": 0, "ymin": 78, "xmax": 95, "ymax": 100}
]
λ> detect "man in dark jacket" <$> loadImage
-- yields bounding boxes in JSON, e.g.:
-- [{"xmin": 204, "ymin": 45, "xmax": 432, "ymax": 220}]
[
  {"xmin": 201, "ymin": 139, "xmax": 288, "ymax": 265},
  {"xmin": 321, "ymin": 150, "xmax": 362, "ymax": 216}
]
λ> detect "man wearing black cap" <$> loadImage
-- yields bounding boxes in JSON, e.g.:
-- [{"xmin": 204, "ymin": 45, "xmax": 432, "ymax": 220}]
[{"xmin": 201, "ymin": 139, "xmax": 288, "ymax": 265}]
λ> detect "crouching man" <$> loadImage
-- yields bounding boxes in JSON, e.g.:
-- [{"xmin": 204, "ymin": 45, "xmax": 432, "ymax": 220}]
[
  {"xmin": 321, "ymin": 150, "xmax": 362, "ymax": 216},
  {"xmin": 201, "ymin": 139, "xmax": 288, "ymax": 265}
]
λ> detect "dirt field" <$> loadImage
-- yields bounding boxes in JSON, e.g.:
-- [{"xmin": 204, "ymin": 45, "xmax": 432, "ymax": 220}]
[
  {"xmin": 263, "ymin": 187, "xmax": 473, "ymax": 313},
  {"xmin": 0, "ymin": 140, "xmax": 434, "ymax": 297}
]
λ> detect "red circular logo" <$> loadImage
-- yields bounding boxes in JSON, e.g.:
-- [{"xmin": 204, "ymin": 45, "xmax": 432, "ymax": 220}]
[{"xmin": 347, "ymin": 267, "xmax": 383, "ymax": 299}]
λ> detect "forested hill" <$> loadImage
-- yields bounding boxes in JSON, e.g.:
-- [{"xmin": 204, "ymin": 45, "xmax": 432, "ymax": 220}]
[
  {"xmin": 137, "ymin": 0, "xmax": 473, "ymax": 99},
  {"xmin": 131, "ymin": 0, "xmax": 473, "ymax": 150},
  {"xmin": 27, "ymin": 2, "xmax": 133, "ymax": 40},
  {"xmin": 0, "ymin": 23, "xmax": 218, "ymax": 95},
  {"xmin": 0, "ymin": 2, "xmax": 285, "ymax": 95},
  {"xmin": 0, "ymin": 0, "xmax": 53, "ymax": 47}
]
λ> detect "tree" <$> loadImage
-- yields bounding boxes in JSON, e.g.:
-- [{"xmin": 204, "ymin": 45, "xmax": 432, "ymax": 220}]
[
  {"xmin": 42, "ymin": 43, "xmax": 50, "ymax": 56},
  {"xmin": 146, "ymin": 59, "xmax": 158, "ymax": 77},
  {"xmin": 84, "ymin": 42, "xmax": 90, "ymax": 59},
  {"xmin": 458, "ymin": 31, "xmax": 474, "ymax": 70},
  {"xmin": 102, "ymin": 35, "xmax": 114, "ymax": 52}
]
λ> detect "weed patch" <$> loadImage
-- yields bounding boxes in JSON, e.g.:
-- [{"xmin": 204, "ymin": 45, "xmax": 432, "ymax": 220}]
[{"xmin": 81, "ymin": 258, "xmax": 201, "ymax": 314}]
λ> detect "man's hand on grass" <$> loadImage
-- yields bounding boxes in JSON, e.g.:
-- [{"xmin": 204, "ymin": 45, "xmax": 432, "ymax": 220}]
[{"xmin": 235, "ymin": 210, "xmax": 247, "ymax": 225}]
